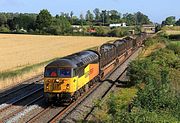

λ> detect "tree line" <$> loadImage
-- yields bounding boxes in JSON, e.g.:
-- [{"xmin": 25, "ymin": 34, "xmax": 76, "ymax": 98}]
[
  {"xmin": 162, "ymin": 16, "xmax": 180, "ymax": 26},
  {"xmin": 0, "ymin": 9, "xmax": 152, "ymax": 36}
]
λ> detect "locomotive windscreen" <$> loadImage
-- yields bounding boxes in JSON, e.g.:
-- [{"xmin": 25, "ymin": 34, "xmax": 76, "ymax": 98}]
[{"xmin": 44, "ymin": 68, "xmax": 72, "ymax": 78}]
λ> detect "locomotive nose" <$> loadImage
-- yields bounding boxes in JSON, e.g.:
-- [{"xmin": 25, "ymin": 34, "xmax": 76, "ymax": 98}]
[{"xmin": 44, "ymin": 78, "xmax": 70, "ymax": 92}]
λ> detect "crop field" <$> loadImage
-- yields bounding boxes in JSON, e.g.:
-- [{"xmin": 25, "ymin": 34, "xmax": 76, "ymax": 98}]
[
  {"xmin": 161, "ymin": 26, "xmax": 180, "ymax": 35},
  {"xmin": 165, "ymin": 30, "xmax": 180, "ymax": 35},
  {"xmin": 0, "ymin": 34, "xmax": 117, "ymax": 72},
  {"xmin": 0, "ymin": 34, "xmax": 118, "ymax": 89}
]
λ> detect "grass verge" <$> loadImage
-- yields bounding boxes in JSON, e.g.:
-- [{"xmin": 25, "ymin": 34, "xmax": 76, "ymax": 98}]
[{"xmin": 0, "ymin": 58, "xmax": 57, "ymax": 81}]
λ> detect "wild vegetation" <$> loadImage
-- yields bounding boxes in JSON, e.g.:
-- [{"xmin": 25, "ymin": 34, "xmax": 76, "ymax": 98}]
[{"xmin": 94, "ymin": 36, "xmax": 180, "ymax": 122}]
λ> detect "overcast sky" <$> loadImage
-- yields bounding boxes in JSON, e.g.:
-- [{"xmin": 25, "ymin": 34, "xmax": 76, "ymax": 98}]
[{"xmin": 0, "ymin": 0, "xmax": 180, "ymax": 23}]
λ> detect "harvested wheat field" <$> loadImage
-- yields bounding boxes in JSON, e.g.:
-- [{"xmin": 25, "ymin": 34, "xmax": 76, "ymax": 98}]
[
  {"xmin": 0, "ymin": 34, "xmax": 117, "ymax": 72},
  {"xmin": 0, "ymin": 34, "xmax": 118, "ymax": 89}
]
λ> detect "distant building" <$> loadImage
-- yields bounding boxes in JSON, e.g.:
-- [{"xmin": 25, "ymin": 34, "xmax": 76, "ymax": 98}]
[
  {"xmin": 72, "ymin": 25, "xmax": 81, "ymax": 28},
  {"xmin": 72, "ymin": 25, "xmax": 83, "ymax": 32},
  {"xmin": 122, "ymin": 23, "xmax": 126, "ymax": 27},
  {"xmin": 87, "ymin": 28, "xmax": 96, "ymax": 33},
  {"xmin": 109, "ymin": 23, "xmax": 127, "ymax": 28},
  {"xmin": 141, "ymin": 24, "xmax": 155, "ymax": 34},
  {"xmin": 20, "ymin": 28, "xmax": 27, "ymax": 33}
]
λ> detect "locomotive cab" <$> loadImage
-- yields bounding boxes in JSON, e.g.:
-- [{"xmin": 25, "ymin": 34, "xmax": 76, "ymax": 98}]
[
  {"xmin": 44, "ymin": 50, "xmax": 99, "ymax": 103},
  {"xmin": 44, "ymin": 67, "xmax": 73, "ymax": 92},
  {"xmin": 44, "ymin": 59, "xmax": 78, "ymax": 103}
]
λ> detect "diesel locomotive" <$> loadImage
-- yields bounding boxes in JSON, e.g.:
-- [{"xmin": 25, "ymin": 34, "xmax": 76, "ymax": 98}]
[{"xmin": 44, "ymin": 33, "xmax": 147, "ymax": 103}]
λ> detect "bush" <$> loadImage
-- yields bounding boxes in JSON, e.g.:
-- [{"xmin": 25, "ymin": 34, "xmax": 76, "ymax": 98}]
[
  {"xmin": 127, "ymin": 58, "xmax": 161, "ymax": 85},
  {"xmin": 150, "ymin": 48, "xmax": 178, "ymax": 68},
  {"xmin": 99, "ymin": 36, "xmax": 180, "ymax": 123},
  {"xmin": 95, "ymin": 26, "xmax": 110, "ymax": 36},
  {"xmin": 108, "ymin": 28, "xmax": 130, "ymax": 37},
  {"xmin": 167, "ymin": 43, "xmax": 180, "ymax": 55},
  {"xmin": 0, "ymin": 25, "xmax": 10, "ymax": 32},
  {"xmin": 144, "ymin": 36, "xmax": 169, "ymax": 47}
]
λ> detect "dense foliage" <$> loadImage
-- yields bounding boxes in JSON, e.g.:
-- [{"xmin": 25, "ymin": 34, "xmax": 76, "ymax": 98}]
[
  {"xmin": 127, "ymin": 39, "xmax": 180, "ymax": 122},
  {"xmin": 97, "ymin": 37, "xmax": 180, "ymax": 122},
  {"xmin": 0, "ymin": 9, "xmax": 152, "ymax": 36},
  {"xmin": 162, "ymin": 16, "xmax": 180, "ymax": 26}
]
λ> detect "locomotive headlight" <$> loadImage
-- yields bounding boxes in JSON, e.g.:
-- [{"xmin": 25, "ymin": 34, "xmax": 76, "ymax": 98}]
[
  {"xmin": 66, "ymin": 84, "xmax": 70, "ymax": 90},
  {"xmin": 46, "ymin": 83, "xmax": 49, "ymax": 89},
  {"xmin": 55, "ymin": 79, "xmax": 59, "ymax": 82}
]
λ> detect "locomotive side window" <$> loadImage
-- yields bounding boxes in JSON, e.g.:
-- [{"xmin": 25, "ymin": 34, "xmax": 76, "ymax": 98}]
[
  {"xmin": 73, "ymin": 68, "xmax": 78, "ymax": 76},
  {"xmin": 78, "ymin": 66, "xmax": 85, "ymax": 77}
]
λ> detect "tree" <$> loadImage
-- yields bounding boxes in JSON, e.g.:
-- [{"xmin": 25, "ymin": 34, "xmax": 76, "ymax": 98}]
[
  {"xmin": 49, "ymin": 15, "xmax": 71, "ymax": 35},
  {"xmin": 162, "ymin": 16, "xmax": 176, "ymax": 26},
  {"xmin": 0, "ymin": 25, "xmax": 10, "ymax": 32},
  {"xmin": 123, "ymin": 13, "xmax": 136, "ymax": 26},
  {"xmin": 135, "ymin": 12, "xmax": 151, "ymax": 25},
  {"xmin": 11, "ymin": 14, "xmax": 36, "ymax": 31},
  {"xmin": 70, "ymin": 11, "xmax": 74, "ymax": 19},
  {"xmin": 79, "ymin": 13, "xmax": 87, "ymax": 26},
  {"xmin": 0, "ymin": 13, "xmax": 7, "ymax": 26},
  {"xmin": 100, "ymin": 10, "xmax": 110, "ymax": 25},
  {"xmin": 70, "ymin": 11, "xmax": 74, "ymax": 24},
  {"xmin": 85, "ymin": 10, "xmax": 94, "ymax": 22},
  {"xmin": 93, "ymin": 8, "xmax": 101, "ymax": 21},
  {"xmin": 175, "ymin": 18, "xmax": 180, "ymax": 26},
  {"xmin": 95, "ymin": 26, "xmax": 109, "ymax": 36},
  {"xmin": 109, "ymin": 10, "xmax": 121, "ymax": 23},
  {"xmin": 36, "ymin": 9, "xmax": 52, "ymax": 32}
]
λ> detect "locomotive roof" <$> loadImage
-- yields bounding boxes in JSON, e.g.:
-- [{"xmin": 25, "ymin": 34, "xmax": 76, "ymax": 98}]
[
  {"xmin": 114, "ymin": 39, "xmax": 126, "ymax": 46},
  {"xmin": 123, "ymin": 36, "xmax": 134, "ymax": 40},
  {"xmin": 100, "ymin": 43, "xmax": 116, "ymax": 51},
  {"xmin": 46, "ymin": 50, "xmax": 99, "ymax": 68}
]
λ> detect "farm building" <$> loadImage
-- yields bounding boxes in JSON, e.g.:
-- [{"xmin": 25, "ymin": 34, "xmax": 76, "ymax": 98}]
[
  {"xmin": 141, "ymin": 24, "xmax": 155, "ymax": 34},
  {"xmin": 109, "ymin": 23, "xmax": 127, "ymax": 28}
]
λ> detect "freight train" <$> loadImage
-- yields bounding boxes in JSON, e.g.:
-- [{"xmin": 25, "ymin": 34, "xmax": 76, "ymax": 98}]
[{"xmin": 44, "ymin": 33, "xmax": 147, "ymax": 103}]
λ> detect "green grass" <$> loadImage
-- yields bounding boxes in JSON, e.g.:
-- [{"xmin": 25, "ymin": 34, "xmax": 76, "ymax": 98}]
[
  {"xmin": 0, "ymin": 58, "xmax": 58, "ymax": 80},
  {"xmin": 170, "ymin": 41, "xmax": 180, "ymax": 46}
]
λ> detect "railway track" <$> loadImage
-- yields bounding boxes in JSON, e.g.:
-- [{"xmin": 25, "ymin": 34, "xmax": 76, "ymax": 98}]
[
  {"xmin": 1, "ymin": 95, "xmax": 44, "ymax": 122},
  {"xmin": 0, "ymin": 75, "xmax": 43, "ymax": 104},
  {"xmin": 0, "ymin": 46, "xmax": 143, "ymax": 123},
  {"xmin": 26, "ymin": 82, "xmax": 101, "ymax": 123},
  {"xmin": 0, "ymin": 86, "xmax": 44, "ymax": 122},
  {"xmin": 0, "ymin": 75, "xmax": 44, "ymax": 123},
  {"xmin": 48, "ymin": 82, "xmax": 102, "ymax": 123}
]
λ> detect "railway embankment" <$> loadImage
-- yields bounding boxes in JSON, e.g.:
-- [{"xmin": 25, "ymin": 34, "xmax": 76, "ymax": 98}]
[{"xmin": 92, "ymin": 35, "xmax": 180, "ymax": 122}]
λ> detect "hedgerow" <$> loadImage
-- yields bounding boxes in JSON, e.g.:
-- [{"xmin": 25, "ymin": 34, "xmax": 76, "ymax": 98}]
[{"xmin": 97, "ymin": 37, "xmax": 180, "ymax": 123}]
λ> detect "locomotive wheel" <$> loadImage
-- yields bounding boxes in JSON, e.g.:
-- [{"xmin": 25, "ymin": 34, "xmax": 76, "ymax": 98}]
[
  {"xmin": 44, "ymin": 93, "xmax": 53, "ymax": 105},
  {"xmin": 72, "ymin": 91, "xmax": 80, "ymax": 101}
]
